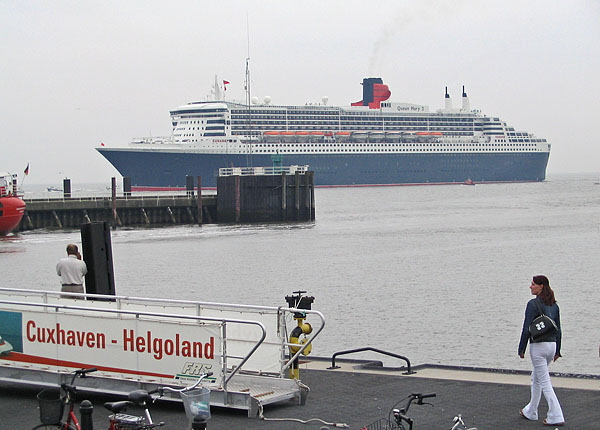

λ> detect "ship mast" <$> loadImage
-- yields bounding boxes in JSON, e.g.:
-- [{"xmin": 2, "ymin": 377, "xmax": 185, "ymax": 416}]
[
  {"xmin": 211, "ymin": 75, "xmax": 222, "ymax": 101},
  {"xmin": 244, "ymin": 16, "xmax": 253, "ymax": 165}
]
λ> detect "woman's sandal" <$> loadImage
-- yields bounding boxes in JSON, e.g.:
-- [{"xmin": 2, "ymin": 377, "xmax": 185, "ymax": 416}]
[
  {"xmin": 519, "ymin": 409, "xmax": 533, "ymax": 420},
  {"xmin": 543, "ymin": 419, "xmax": 565, "ymax": 426}
]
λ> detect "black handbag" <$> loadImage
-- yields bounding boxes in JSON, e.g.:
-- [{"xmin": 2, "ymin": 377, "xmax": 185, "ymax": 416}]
[{"xmin": 528, "ymin": 300, "xmax": 558, "ymax": 342}]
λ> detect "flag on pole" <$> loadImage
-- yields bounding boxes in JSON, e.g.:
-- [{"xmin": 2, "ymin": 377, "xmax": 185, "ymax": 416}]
[
  {"xmin": 223, "ymin": 80, "xmax": 230, "ymax": 91},
  {"xmin": 24, "ymin": 163, "xmax": 29, "ymax": 176}
]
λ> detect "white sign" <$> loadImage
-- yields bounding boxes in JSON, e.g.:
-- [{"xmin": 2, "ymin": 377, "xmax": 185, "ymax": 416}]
[{"xmin": 0, "ymin": 308, "xmax": 221, "ymax": 385}]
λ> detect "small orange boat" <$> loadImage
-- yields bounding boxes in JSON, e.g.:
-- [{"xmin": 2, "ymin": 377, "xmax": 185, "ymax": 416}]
[{"xmin": 0, "ymin": 172, "xmax": 26, "ymax": 235}]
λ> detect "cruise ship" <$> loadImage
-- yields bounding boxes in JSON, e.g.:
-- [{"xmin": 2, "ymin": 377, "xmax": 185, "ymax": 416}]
[{"xmin": 96, "ymin": 77, "xmax": 550, "ymax": 189}]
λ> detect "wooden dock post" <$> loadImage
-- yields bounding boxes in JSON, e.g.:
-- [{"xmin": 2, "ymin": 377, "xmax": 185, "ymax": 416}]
[
  {"xmin": 281, "ymin": 172, "xmax": 287, "ymax": 221},
  {"xmin": 234, "ymin": 175, "xmax": 241, "ymax": 223},
  {"xmin": 186, "ymin": 175, "xmax": 194, "ymax": 197},
  {"xmin": 304, "ymin": 171, "xmax": 311, "ymax": 220},
  {"xmin": 111, "ymin": 177, "xmax": 117, "ymax": 227},
  {"xmin": 52, "ymin": 210, "xmax": 62, "ymax": 228},
  {"xmin": 295, "ymin": 171, "xmax": 301, "ymax": 221},
  {"xmin": 197, "ymin": 176, "xmax": 203, "ymax": 225},
  {"xmin": 123, "ymin": 177, "xmax": 131, "ymax": 197},
  {"xmin": 63, "ymin": 178, "xmax": 71, "ymax": 199},
  {"xmin": 309, "ymin": 171, "xmax": 315, "ymax": 220}
]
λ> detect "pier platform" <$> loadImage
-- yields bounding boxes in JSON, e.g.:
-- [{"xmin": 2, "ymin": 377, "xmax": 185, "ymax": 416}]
[
  {"xmin": 3, "ymin": 359, "xmax": 597, "ymax": 429},
  {"xmin": 18, "ymin": 167, "xmax": 315, "ymax": 230},
  {"xmin": 18, "ymin": 194, "xmax": 217, "ymax": 231}
]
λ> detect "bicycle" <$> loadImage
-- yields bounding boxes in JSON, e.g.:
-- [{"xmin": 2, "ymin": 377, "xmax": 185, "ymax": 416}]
[
  {"xmin": 449, "ymin": 414, "xmax": 477, "ymax": 430},
  {"xmin": 32, "ymin": 367, "xmax": 98, "ymax": 430},
  {"xmin": 360, "ymin": 392, "xmax": 477, "ymax": 430},
  {"xmin": 103, "ymin": 371, "xmax": 213, "ymax": 430}
]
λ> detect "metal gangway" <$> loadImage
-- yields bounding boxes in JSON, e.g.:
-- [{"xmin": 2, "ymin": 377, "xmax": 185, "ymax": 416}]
[{"xmin": 0, "ymin": 288, "xmax": 324, "ymax": 417}]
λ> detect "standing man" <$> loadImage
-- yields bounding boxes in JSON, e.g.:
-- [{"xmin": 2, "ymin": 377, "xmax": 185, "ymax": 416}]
[{"xmin": 56, "ymin": 244, "xmax": 87, "ymax": 294}]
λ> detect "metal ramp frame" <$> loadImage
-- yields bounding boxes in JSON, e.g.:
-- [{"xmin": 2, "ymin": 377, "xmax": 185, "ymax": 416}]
[
  {"xmin": 0, "ymin": 288, "xmax": 323, "ymax": 417},
  {"xmin": 211, "ymin": 373, "xmax": 308, "ymax": 417}
]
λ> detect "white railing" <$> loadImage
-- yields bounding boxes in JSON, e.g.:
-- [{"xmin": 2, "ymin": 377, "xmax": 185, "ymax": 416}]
[{"xmin": 218, "ymin": 165, "xmax": 310, "ymax": 177}]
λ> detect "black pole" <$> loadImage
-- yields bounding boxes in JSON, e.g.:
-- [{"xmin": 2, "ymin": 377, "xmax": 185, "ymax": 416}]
[
  {"xmin": 63, "ymin": 178, "xmax": 71, "ymax": 198},
  {"xmin": 79, "ymin": 400, "xmax": 94, "ymax": 430}
]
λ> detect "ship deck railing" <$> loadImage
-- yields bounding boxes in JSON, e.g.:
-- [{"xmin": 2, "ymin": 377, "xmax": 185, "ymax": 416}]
[
  {"xmin": 23, "ymin": 193, "xmax": 210, "ymax": 203},
  {"xmin": 218, "ymin": 165, "xmax": 310, "ymax": 177}
]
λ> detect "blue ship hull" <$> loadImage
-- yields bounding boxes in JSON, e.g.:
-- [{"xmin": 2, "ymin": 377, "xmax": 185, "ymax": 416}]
[{"xmin": 98, "ymin": 149, "xmax": 549, "ymax": 188}]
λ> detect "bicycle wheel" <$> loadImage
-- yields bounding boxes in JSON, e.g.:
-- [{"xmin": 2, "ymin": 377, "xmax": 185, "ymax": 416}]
[{"xmin": 31, "ymin": 423, "xmax": 77, "ymax": 430}]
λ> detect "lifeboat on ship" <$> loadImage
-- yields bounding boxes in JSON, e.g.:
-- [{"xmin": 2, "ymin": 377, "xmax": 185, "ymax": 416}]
[
  {"xmin": 295, "ymin": 131, "xmax": 310, "ymax": 142},
  {"xmin": 263, "ymin": 131, "xmax": 281, "ymax": 142},
  {"xmin": 0, "ymin": 172, "xmax": 26, "ymax": 235},
  {"xmin": 334, "ymin": 131, "xmax": 351, "ymax": 142},
  {"xmin": 368, "ymin": 131, "xmax": 385, "ymax": 140},
  {"xmin": 309, "ymin": 131, "xmax": 325, "ymax": 142},
  {"xmin": 351, "ymin": 131, "xmax": 368, "ymax": 141}
]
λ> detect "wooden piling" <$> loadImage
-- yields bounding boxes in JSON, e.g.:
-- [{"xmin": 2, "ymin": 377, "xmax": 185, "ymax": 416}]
[
  {"xmin": 305, "ymin": 171, "xmax": 311, "ymax": 219},
  {"xmin": 309, "ymin": 171, "xmax": 315, "ymax": 220},
  {"xmin": 140, "ymin": 208, "xmax": 150, "ymax": 224},
  {"xmin": 111, "ymin": 177, "xmax": 117, "ymax": 226},
  {"xmin": 197, "ymin": 176, "xmax": 203, "ymax": 225},
  {"xmin": 295, "ymin": 171, "xmax": 301, "ymax": 221},
  {"xmin": 166, "ymin": 207, "xmax": 176, "ymax": 223},
  {"xmin": 63, "ymin": 178, "xmax": 71, "ymax": 199},
  {"xmin": 123, "ymin": 177, "xmax": 131, "ymax": 197},
  {"xmin": 281, "ymin": 172, "xmax": 287, "ymax": 221},
  {"xmin": 52, "ymin": 210, "xmax": 62, "ymax": 228},
  {"xmin": 234, "ymin": 175, "xmax": 241, "ymax": 223}
]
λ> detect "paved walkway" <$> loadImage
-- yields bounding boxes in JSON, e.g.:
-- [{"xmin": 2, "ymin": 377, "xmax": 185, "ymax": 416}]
[{"xmin": 2, "ymin": 362, "xmax": 598, "ymax": 429}]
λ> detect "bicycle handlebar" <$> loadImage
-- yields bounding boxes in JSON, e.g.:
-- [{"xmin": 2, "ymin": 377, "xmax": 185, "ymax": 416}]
[
  {"xmin": 415, "ymin": 392, "xmax": 436, "ymax": 404},
  {"xmin": 125, "ymin": 372, "xmax": 214, "ymax": 407},
  {"xmin": 162, "ymin": 371, "xmax": 213, "ymax": 395},
  {"xmin": 59, "ymin": 368, "xmax": 98, "ymax": 400}
]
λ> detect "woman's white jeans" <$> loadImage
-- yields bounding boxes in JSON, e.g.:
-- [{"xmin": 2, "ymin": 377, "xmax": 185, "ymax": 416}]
[{"xmin": 521, "ymin": 342, "xmax": 565, "ymax": 424}]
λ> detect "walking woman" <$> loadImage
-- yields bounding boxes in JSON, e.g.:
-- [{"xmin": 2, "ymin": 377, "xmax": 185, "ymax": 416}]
[{"xmin": 518, "ymin": 275, "xmax": 565, "ymax": 426}]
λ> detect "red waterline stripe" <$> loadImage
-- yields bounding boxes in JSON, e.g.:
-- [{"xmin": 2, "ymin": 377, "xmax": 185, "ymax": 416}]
[{"xmin": 0, "ymin": 352, "xmax": 173, "ymax": 379}]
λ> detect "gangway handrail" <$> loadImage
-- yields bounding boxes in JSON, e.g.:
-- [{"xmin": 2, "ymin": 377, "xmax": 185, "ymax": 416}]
[
  {"xmin": 279, "ymin": 306, "xmax": 326, "ymax": 373},
  {"xmin": 0, "ymin": 297, "xmax": 267, "ymax": 387},
  {"xmin": 328, "ymin": 347, "xmax": 416, "ymax": 375},
  {"xmin": 1, "ymin": 288, "xmax": 314, "ymax": 315}
]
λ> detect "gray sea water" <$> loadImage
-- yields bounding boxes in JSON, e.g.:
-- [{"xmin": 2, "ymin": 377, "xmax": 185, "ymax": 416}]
[{"xmin": 2, "ymin": 173, "xmax": 599, "ymax": 375}]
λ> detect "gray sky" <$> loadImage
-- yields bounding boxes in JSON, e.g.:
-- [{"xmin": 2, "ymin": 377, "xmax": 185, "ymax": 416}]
[{"xmin": 2, "ymin": 0, "xmax": 599, "ymax": 185}]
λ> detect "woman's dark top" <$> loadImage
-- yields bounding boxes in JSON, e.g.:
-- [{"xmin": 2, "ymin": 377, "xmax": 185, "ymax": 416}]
[{"xmin": 518, "ymin": 296, "xmax": 561, "ymax": 356}]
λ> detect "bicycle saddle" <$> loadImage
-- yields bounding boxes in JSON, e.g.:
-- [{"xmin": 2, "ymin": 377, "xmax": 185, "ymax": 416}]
[
  {"xmin": 128, "ymin": 389, "xmax": 154, "ymax": 405},
  {"xmin": 104, "ymin": 400, "xmax": 131, "ymax": 413}
]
